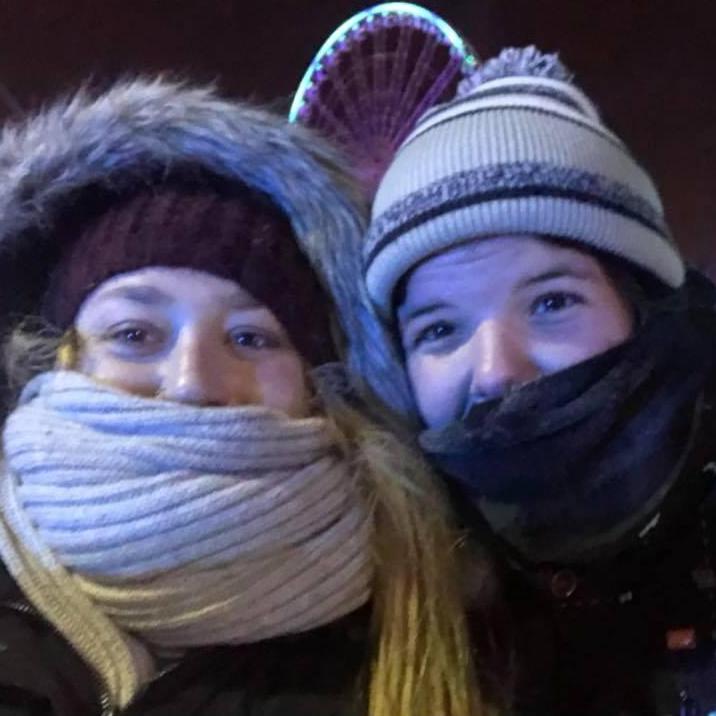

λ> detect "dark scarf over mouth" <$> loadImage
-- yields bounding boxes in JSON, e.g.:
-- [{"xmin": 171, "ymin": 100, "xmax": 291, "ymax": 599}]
[{"xmin": 419, "ymin": 272, "xmax": 716, "ymax": 564}]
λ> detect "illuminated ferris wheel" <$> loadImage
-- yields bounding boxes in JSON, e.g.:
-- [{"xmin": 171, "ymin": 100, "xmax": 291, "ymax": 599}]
[{"xmin": 290, "ymin": 3, "xmax": 478, "ymax": 198}]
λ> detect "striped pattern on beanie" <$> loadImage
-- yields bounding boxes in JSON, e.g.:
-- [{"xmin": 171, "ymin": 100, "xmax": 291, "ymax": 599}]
[{"xmin": 365, "ymin": 46, "xmax": 685, "ymax": 315}]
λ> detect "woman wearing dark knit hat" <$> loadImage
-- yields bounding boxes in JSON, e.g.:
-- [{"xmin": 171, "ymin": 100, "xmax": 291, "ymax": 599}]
[
  {"xmin": 0, "ymin": 79, "xmax": 491, "ymax": 716},
  {"xmin": 318, "ymin": 46, "xmax": 716, "ymax": 714}
]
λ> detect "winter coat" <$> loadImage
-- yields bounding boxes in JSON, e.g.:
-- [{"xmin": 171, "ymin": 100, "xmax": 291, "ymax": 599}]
[
  {"xmin": 468, "ymin": 379, "xmax": 716, "ymax": 716},
  {"xmin": 0, "ymin": 80, "xmax": 371, "ymax": 716},
  {"xmin": 0, "ymin": 562, "xmax": 368, "ymax": 716}
]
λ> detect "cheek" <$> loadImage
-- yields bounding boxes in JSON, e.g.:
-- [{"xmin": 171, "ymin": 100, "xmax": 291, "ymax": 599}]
[
  {"xmin": 75, "ymin": 348, "xmax": 160, "ymax": 397},
  {"xmin": 407, "ymin": 354, "xmax": 466, "ymax": 428},
  {"xmin": 532, "ymin": 302, "xmax": 633, "ymax": 374},
  {"xmin": 252, "ymin": 355, "xmax": 310, "ymax": 418}
]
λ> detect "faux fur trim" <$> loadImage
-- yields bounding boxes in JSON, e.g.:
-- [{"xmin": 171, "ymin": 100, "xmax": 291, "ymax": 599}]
[{"xmin": 0, "ymin": 76, "xmax": 356, "ymax": 271}]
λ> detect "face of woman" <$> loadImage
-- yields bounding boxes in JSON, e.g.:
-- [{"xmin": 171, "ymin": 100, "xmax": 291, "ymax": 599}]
[
  {"xmin": 398, "ymin": 235, "xmax": 634, "ymax": 428},
  {"xmin": 73, "ymin": 267, "xmax": 311, "ymax": 417}
]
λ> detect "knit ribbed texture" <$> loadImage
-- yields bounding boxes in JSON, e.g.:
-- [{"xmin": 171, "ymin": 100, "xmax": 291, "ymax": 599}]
[
  {"xmin": 365, "ymin": 46, "xmax": 685, "ymax": 314},
  {"xmin": 42, "ymin": 183, "xmax": 335, "ymax": 366},
  {"xmin": 0, "ymin": 371, "xmax": 372, "ymax": 709}
]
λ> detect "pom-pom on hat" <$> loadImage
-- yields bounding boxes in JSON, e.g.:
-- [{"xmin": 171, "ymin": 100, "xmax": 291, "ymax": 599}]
[{"xmin": 365, "ymin": 45, "xmax": 685, "ymax": 315}]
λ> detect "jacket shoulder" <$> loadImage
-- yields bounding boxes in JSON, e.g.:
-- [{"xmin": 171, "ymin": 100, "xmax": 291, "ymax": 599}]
[
  {"xmin": 0, "ymin": 560, "xmax": 100, "ymax": 716},
  {"xmin": 0, "ymin": 559, "xmax": 23, "ymax": 602},
  {"xmin": 124, "ymin": 610, "xmax": 368, "ymax": 716}
]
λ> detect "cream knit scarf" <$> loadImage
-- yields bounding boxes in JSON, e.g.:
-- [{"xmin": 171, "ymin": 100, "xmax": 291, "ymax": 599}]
[{"xmin": 0, "ymin": 371, "xmax": 373, "ymax": 709}]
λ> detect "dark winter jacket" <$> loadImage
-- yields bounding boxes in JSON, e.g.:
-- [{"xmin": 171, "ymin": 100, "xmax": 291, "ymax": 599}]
[{"xmin": 0, "ymin": 562, "xmax": 368, "ymax": 716}]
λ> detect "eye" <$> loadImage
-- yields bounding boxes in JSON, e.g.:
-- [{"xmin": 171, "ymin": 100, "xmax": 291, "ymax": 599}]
[
  {"xmin": 530, "ymin": 292, "xmax": 584, "ymax": 316},
  {"xmin": 411, "ymin": 321, "xmax": 455, "ymax": 349},
  {"xmin": 113, "ymin": 327, "xmax": 148, "ymax": 343},
  {"xmin": 228, "ymin": 329, "xmax": 278, "ymax": 351},
  {"xmin": 103, "ymin": 322, "xmax": 165, "ymax": 355}
]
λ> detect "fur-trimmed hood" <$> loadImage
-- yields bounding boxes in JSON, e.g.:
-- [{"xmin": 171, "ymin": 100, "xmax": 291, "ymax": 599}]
[{"xmin": 0, "ymin": 77, "xmax": 405, "ymax": 411}]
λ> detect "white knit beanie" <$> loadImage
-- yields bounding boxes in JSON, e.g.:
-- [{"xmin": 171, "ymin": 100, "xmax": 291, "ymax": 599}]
[{"xmin": 365, "ymin": 46, "xmax": 685, "ymax": 315}]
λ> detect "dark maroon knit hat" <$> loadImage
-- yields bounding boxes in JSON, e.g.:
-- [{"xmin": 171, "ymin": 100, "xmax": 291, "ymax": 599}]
[{"xmin": 42, "ymin": 180, "xmax": 335, "ymax": 366}]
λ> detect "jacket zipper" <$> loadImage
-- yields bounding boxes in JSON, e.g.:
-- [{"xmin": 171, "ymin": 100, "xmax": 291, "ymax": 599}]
[
  {"xmin": 98, "ymin": 690, "xmax": 115, "ymax": 716},
  {"xmin": 3, "ymin": 599, "xmax": 115, "ymax": 715},
  {"xmin": 4, "ymin": 599, "xmax": 35, "ymax": 616}
]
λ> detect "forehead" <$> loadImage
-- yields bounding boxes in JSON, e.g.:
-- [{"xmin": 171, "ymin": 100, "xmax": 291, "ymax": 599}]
[
  {"xmin": 78, "ymin": 267, "xmax": 259, "ymax": 314},
  {"xmin": 406, "ymin": 235, "xmax": 601, "ymax": 289}
]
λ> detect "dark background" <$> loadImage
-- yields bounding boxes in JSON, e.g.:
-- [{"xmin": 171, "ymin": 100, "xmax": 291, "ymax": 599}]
[{"xmin": 0, "ymin": 1, "xmax": 713, "ymax": 265}]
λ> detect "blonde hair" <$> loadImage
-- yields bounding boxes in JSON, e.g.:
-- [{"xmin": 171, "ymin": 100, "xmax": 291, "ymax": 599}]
[
  {"xmin": 4, "ymin": 324, "xmax": 495, "ymax": 716},
  {"xmin": 318, "ymin": 374, "xmax": 493, "ymax": 716}
]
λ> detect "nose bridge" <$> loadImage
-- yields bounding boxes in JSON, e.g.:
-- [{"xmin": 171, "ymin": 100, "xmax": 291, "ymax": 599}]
[
  {"xmin": 468, "ymin": 316, "xmax": 536, "ymax": 399},
  {"xmin": 162, "ymin": 325, "xmax": 232, "ymax": 405}
]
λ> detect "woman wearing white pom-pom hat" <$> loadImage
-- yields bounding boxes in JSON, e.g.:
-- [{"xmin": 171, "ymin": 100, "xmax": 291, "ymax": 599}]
[{"xmin": 320, "ymin": 45, "xmax": 716, "ymax": 715}]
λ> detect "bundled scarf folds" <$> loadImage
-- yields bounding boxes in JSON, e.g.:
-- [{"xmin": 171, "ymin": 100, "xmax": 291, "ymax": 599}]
[
  {"xmin": 0, "ymin": 371, "xmax": 373, "ymax": 709},
  {"xmin": 420, "ymin": 273, "xmax": 716, "ymax": 564}
]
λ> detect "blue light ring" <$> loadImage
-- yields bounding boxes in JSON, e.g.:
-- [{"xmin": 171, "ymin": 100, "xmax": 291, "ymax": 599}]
[{"xmin": 289, "ymin": 2, "xmax": 478, "ymax": 122}]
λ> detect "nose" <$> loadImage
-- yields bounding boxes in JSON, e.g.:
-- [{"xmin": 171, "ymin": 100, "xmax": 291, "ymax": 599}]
[
  {"xmin": 160, "ymin": 329, "xmax": 257, "ymax": 407},
  {"xmin": 467, "ymin": 318, "xmax": 539, "ymax": 401}
]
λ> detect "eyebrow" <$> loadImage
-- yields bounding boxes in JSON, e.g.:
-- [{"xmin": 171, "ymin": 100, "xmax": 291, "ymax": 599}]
[
  {"xmin": 399, "ymin": 264, "xmax": 595, "ymax": 323},
  {"xmin": 516, "ymin": 265, "xmax": 594, "ymax": 289},
  {"xmin": 227, "ymin": 295, "xmax": 262, "ymax": 311},
  {"xmin": 398, "ymin": 301, "xmax": 450, "ymax": 325},
  {"xmin": 96, "ymin": 285, "xmax": 263, "ymax": 310},
  {"xmin": 98, "ymin": 285, "xmax": 171, "ymax": 306}
]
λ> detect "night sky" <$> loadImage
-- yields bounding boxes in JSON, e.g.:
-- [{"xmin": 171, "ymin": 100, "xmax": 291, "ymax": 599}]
[{"xmin": 0, "ymin": 1, "xmax": 713, "ymax": 265}]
